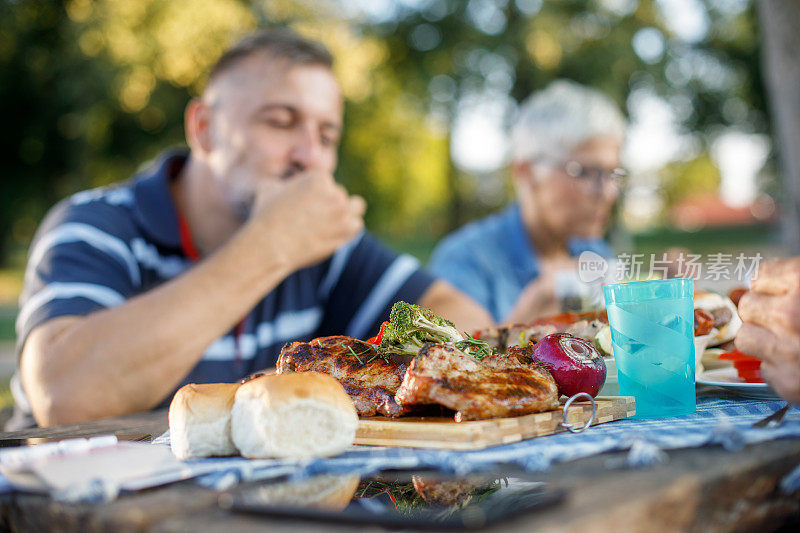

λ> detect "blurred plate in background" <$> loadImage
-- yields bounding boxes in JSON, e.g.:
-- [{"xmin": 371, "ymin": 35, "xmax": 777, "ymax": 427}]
[{"xmin": 696, "ymin": 368, "xmax": 780, "ymax": 400}]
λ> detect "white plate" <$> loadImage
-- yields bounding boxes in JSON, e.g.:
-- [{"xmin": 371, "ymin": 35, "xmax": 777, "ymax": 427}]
[{"xmin": 696, "ymin": 367, "xmax": 781, "ymax": 400}]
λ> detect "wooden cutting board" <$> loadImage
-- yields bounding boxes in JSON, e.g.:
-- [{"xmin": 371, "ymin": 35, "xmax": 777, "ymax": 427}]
[{"xmin": 354, "ymin": 396, "xmax": 635, "ymax": 450}]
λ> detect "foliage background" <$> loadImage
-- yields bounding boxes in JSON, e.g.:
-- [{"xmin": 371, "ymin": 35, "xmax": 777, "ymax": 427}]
[
  {"xmin": 0, "ymin": 0, "xmax": 775, "ymax": 266},
  {"xmin": 0, "ymin": 0, "xmax": 790, "ymax": 415}
]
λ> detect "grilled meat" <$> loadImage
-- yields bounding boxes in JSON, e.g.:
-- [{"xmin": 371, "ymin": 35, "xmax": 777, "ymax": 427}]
[
  {"xmin": 564, "ymin": 319, "xmax": 606, "ymax": 343},
  {"xmin": 501, "ymin": 344, "xmax": 537, "ymax": 365},
  {"xmin": 476, "ymin": 311, "xmax": 610, "ymax": 352},
  {"xmin": 394, "ymin": 343, "xmax": 559, "ymax": 421},
  {"xmin": 473, "ymin": 326, "xmax": 508, "ymax": 351},
  {"xmin": 277, "ymin": 336, "xmax": 408, "ymax": 417},
  {"xmin": 476, "ymin": 324, "xmax": 557, "ymax": 351},
  {"xmin": 694, "ymin": 308, "xmax": 715, "ymax": 336},
  {"xmin": 531, "ymin": 309, "xmax": 608, "ymax": 330},
  {"xmin": 412, "ymin": 475, "xmax": 492, "ymax": 506}
]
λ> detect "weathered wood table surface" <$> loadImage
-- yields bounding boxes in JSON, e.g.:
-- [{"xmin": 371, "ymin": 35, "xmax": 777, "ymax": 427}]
[{"xmin": 0, "ymin": 403, "xmax": 798, "ymax": 532}]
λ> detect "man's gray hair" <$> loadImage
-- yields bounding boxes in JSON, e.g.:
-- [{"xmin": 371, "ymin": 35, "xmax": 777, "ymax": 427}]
[
  {"xmin": 510, "ymin": 79, "xmax": 626, "ymax": 163},
  {"xmin": 207, "ymin": 28, "xmax": 333, "ymax": 86}
]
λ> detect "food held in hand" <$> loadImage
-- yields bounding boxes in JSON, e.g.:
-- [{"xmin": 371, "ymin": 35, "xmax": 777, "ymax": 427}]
[{"xmin": 532, "ymin": 333, "xmax": 607, "ymax": 397}]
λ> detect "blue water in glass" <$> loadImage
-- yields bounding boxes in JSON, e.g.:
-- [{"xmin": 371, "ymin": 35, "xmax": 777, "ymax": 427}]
[{"xmin": 604, "ymin": 279, "xmax": 696, "ymax": 418}]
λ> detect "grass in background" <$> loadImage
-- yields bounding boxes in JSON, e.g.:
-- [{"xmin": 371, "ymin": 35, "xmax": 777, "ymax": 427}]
[
  {"xmin": 0, "ymin": 268, "xmax": 21, "ymax": 343},
  {"xmin": 0, "ymin": 268, "xmax": 20, "ymax": 414},
  {"xmin": 0, "ymin": 306, "xmax": 18, "ymax": 344},
  {"xmin": 0, "ymin": 383, "xmax": 13, "ymax": 411},
  {"xmin": 382, "ymin": 234, "xmax": 438, "ymax": 265},
  {"xmin": 631, "ymin": 223, "xmax": 780, "ymax": 257},
  {"xmin": 0, "ymin": 268, "xmax": 23, "ymax": 305},
  {"xmin": 0, "ymin": 315, "xmax": 14, "ymax": 343}
]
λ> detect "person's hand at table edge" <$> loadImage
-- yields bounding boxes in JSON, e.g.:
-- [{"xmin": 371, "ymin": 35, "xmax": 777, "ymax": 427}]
[{"xmin": 736, "ymin": 257, "xmax": 800, "ymax": 404}]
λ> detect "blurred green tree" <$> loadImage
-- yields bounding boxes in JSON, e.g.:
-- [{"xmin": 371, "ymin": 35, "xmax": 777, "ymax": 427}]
[
  {"xmin": 0, "ymin": 0, "xmax": 771, "ymax": 264},
  {"xmin": 758, "ymin": 0, "xmax": 800, "ymax": 253}
]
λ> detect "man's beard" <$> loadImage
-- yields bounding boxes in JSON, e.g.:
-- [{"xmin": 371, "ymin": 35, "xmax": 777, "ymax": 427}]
[
  {"xmin": 233, "ymin": 197, "xmax": 254, "ymax": 222},
  {"xmin": 231, "ymin": 165, "xmax": 303, "ymax": 222}
]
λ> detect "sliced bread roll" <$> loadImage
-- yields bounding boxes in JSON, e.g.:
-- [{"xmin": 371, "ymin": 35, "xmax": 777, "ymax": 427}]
[
  {"xmin": 231, "ymin": 372, "xmax": 358, "ymax": 459},
  {"xmin": 226, "ymin": 474, "xmax": 360, "ymax": 511},
  {"xmin": 169, "ymin": 382, "xmax": 240, "ymax": 460}
]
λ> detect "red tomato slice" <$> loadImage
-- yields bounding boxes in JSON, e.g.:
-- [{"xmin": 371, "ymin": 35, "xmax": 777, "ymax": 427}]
[
  {"xmin": 719, "ymin": 350, "xmax": 760, "ymax": 363},
  {"xmin": 366, "ymin": 321, "xmax": 389, "ymax": 345},
  {"xmin": 531, "ymin": 310, "xmax": 608, "ymax": 330},
  {"xmin": 739, "ymin": 370, "xmax": 763, "ymax": 383},
  {"xmin": 719, "ymin": 350, "xmax": 763, "ymax": 382}
]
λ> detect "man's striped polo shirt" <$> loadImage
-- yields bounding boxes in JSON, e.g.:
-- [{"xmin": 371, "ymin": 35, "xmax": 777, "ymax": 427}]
[{"xmin": 8, "ymin": 150, "xmax": 434, "ymax": 428}]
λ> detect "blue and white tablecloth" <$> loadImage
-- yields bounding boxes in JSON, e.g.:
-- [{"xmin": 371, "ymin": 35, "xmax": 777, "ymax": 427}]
[
  {"xmin": 153, "ymin": 396, "xmax": 800, "ymax": 492},
  {"xmin": 2, "ymin": 396, "xmax": 799, "ymax": 502}
]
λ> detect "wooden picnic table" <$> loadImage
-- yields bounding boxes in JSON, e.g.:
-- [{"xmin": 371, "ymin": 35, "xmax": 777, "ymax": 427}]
[{"xmin": 0, "ymin": 397, "xmax": 799, "ymax": 532}]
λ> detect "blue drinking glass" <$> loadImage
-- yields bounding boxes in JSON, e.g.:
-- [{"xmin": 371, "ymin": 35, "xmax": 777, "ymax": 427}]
[{"xmin": 603, "ymin": 278, "xmax": 695, "ymax": 418}]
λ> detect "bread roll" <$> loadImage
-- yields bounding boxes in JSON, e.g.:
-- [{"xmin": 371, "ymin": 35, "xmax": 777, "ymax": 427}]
[
  {"xmin": 230, "ymin": 372, "xmax": 358, "ymax": 459},
  {"xmin": 169, "ymin": 382, "xmax": 240, "ymax": 460},
  {"xmin": 229, "ymin": 474, "xmax": 360, "ymax": 511}
]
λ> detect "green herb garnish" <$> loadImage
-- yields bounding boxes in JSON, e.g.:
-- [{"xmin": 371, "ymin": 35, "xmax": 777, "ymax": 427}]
[
  {"xmin": 341, "ymin": 342, "xmax": 374, "ymax": 365},
  {"xmin": 454, "ymin": 333, "xmax": 492, "ymax": 359}
]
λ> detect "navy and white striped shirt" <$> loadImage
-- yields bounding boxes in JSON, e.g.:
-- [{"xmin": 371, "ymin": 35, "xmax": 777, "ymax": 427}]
[{"xmin": 8, "ymin": 150, "xmax": 434, "ymax": 428}]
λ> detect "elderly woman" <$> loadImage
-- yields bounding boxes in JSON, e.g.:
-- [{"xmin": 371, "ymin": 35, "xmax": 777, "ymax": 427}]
[{"xmin": 429, "ymin": 80, "xmax": 627, "ymax": 323}]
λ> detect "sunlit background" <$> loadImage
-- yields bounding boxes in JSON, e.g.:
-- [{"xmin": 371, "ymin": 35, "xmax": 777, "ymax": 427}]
[{"xmin": 0, "ymin": 0, "xmax": 789, "ymax": 370}]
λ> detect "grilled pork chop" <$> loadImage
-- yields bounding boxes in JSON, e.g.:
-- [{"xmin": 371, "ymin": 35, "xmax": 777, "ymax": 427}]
[
  {"xmin": 476, "ymin": 324, "xmax": 557, "ymax": 352},
  {"xmin": 412, "ymin": 475, "xmax": 491, "ymax": 506},
  {"xmin": 394, "ymin": 343, "xmax": 559, "ymax": 421},
  {"xmin": 277, "ymin": 336, "xmax": 408, "ymax": 417},
  {"xmin": 476, "ymin": 310, "xmax": 609, "ymax": 352}
]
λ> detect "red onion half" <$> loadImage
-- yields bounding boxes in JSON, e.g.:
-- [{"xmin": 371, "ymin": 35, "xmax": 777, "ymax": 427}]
[{"xmin": 532, "ymin": 333, "xmax": 607, "ymax": 397}]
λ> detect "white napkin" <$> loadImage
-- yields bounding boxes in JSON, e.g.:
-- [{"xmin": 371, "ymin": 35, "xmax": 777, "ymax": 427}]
[{"xmin": 0, "ymin": 435, "xmax": 196, "ymax": 502}]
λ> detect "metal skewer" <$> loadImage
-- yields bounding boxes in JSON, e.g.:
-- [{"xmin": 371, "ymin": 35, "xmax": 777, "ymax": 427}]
[{"xmin": 561, "ymin": 393, "xmax": 597, "ymax": 433}]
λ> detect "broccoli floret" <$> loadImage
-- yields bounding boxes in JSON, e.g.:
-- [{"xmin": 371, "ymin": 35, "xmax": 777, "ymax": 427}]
[
  {"xmin": 382, "ymin": 301, "xmax": 463, "ymax": 348},
  {"xmin": 385, "ymin": 301, "xmax": 463, "ymax": 342},
  {"xmin": 379, "ymin": 302, "xmax": 492, "ymax": 359}
]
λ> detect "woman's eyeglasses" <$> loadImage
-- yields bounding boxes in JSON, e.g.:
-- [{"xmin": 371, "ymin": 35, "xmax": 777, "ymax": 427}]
[{"xmin": 561, "ymin": 160, "xmax": 627, "ymax": 192}]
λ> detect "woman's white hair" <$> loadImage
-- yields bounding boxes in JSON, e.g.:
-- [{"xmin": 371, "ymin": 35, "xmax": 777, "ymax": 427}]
[{"xmin": 510, "ymin": 79, "xmax": 626, "ymax": 163}]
